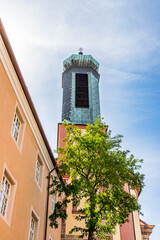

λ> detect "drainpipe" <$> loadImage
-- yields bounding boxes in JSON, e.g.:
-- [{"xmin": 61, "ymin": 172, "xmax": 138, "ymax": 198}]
[
  {"xmin": 132, "ymin": 212, "xmax": 136, "ymax": 240},
  {"xmin": 128, "ymin": 185, "xmax": 136, "ymax": 240},
  {"xmin": 44, "ymin": 167, "xmax": 56, "ymax": 240}
]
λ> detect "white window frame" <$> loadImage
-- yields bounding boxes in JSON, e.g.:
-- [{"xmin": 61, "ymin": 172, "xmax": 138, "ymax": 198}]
[
  {"xmin": 0, "ymin": 164, "xmax": 17, "ymax": 226},
  {"xmin": 49, "ymin": 235, "xmax": 53, "ymax": 240},
  {"xmin": 28, "ymin": 207, "xmax": 40, "ymax": 240},
  {"xmin": 51, "ymin": 171, "xmax": 58, "ymax": 213},
  {"xmin": 35, "ymin": 159, "xmax": 41, "ymax": 185},
  {"xmin": 11, "ymin": 104, "xmax": 26, "ymax": 151},
  {"xmin": 0, "ymin": 175, "xmax": 11, "ymax": 217},
  {"xmin": 29, "ymin": 215, "xmax": 35, "ymax": 240},
  {"xmin": 11, "ymin": 112, "xmax": 21, "ymax": 143},
  {"xmin": 35, "ymin": 153, "xmax": 44, "ymax": 191},
  {"xmin": 51, "ymin": 193, "xmax": 56, "ymax": 213}
]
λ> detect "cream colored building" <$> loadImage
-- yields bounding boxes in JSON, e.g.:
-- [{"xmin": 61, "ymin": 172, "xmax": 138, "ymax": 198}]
[{"xmin": 0, "ymin": 19, "xmax": 61, "ymax": 240}]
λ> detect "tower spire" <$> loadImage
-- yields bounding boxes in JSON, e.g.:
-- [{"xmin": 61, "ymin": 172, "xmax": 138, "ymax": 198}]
[{"xmin": 78, "ymin": 48, "xmax": 83, "ymax": 55}]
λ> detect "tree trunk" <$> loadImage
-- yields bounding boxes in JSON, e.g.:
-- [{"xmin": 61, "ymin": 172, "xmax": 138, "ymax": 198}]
[{"xmin": 88, "ymin": 229, "xmax": 93, "ymax": 240}]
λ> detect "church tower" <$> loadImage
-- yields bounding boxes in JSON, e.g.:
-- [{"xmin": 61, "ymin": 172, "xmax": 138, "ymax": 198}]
[
  {"xmin": 62, "ymin": 49, "xmax": 100, "ymax": 124},
  {"xmin": 58, "ymin": 52, "xmax": 154, "ymax": 240}
]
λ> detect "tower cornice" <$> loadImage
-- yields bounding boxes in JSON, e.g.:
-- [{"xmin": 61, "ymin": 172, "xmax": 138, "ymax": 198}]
[{"xmin": 63, "ymin": 54, "xmax": 99, "ymax": 73}]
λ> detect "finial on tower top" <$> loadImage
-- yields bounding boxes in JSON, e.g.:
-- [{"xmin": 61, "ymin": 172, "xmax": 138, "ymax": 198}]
[{"xmin": 78, "ymin": 47, "xmax": 83, "ymax": 55}]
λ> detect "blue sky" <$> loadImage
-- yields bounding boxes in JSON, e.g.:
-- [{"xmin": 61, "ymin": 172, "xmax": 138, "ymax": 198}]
[{"xmin": 1, "ymin": 1, "xmax": 160, "ymax": 239}]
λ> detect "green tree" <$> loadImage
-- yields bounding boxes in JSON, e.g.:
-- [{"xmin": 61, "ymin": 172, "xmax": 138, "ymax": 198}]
[{"xmin": 49, "ymin": 118, "xmax": 144, "ymax": 240}]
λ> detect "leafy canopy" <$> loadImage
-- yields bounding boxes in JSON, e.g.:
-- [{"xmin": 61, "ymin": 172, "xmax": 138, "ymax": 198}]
[{"xmin": 49, "ymin": 118, "xmax": 144, "ymax": 240}]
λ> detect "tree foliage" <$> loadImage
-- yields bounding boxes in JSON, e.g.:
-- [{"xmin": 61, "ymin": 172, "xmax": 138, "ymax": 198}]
[{"xmin": 49, "ymin": 118, "xmax": 144, "ymax": 240}]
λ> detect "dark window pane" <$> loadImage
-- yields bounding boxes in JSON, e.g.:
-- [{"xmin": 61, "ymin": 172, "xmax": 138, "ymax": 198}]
[{"xmin": 76, "ymin": 74, "xmax": 89, "ymax": 108}]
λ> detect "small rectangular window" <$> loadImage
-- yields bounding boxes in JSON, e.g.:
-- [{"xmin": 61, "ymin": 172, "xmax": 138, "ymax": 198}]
[
  {"xmin": 29, "ymin": 216, "xmax": 35, "ymax": 240},
  {"xmin": 0, "ymin": 166, "xmax": 17, "ymax": 226},
  {"xmin": 35, "ymin": 154, "xmax": 43, "ymax": 190},
  {"xmin": 11, "ymin": 106, "xmax": 25, "ymax": 151},
  {"xmin": 51, "ymin": 193, "xmax": 57, "ymax": 213},
  {"xmin": 0, "ymin": 176, "xmax": 11, "ymax": 217},
  {"xmin": 35, "ymin": 159, "xmax": 41, "ymax": 184},
  {"xmin": 28, "ymin": 209, "xmax": 39, "ymax": 240},
  {"xmin": 76, "ymin": 73, "xmax": 89, "ymax": 108},
  {"xmin": 11, "ymin": 113, "xmax": 21, "ymax": 142}
]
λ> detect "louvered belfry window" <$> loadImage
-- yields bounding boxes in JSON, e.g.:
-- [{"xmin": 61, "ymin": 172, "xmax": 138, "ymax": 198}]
[{"xmin": 76, "ymin": 73, "xmax": 89, "ymax": 108}]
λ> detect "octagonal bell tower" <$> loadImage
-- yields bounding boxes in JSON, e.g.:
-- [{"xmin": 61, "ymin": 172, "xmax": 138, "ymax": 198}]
[{"xmin": 62, "ymin": 50, "xmax": 100, "ymax": 124}]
